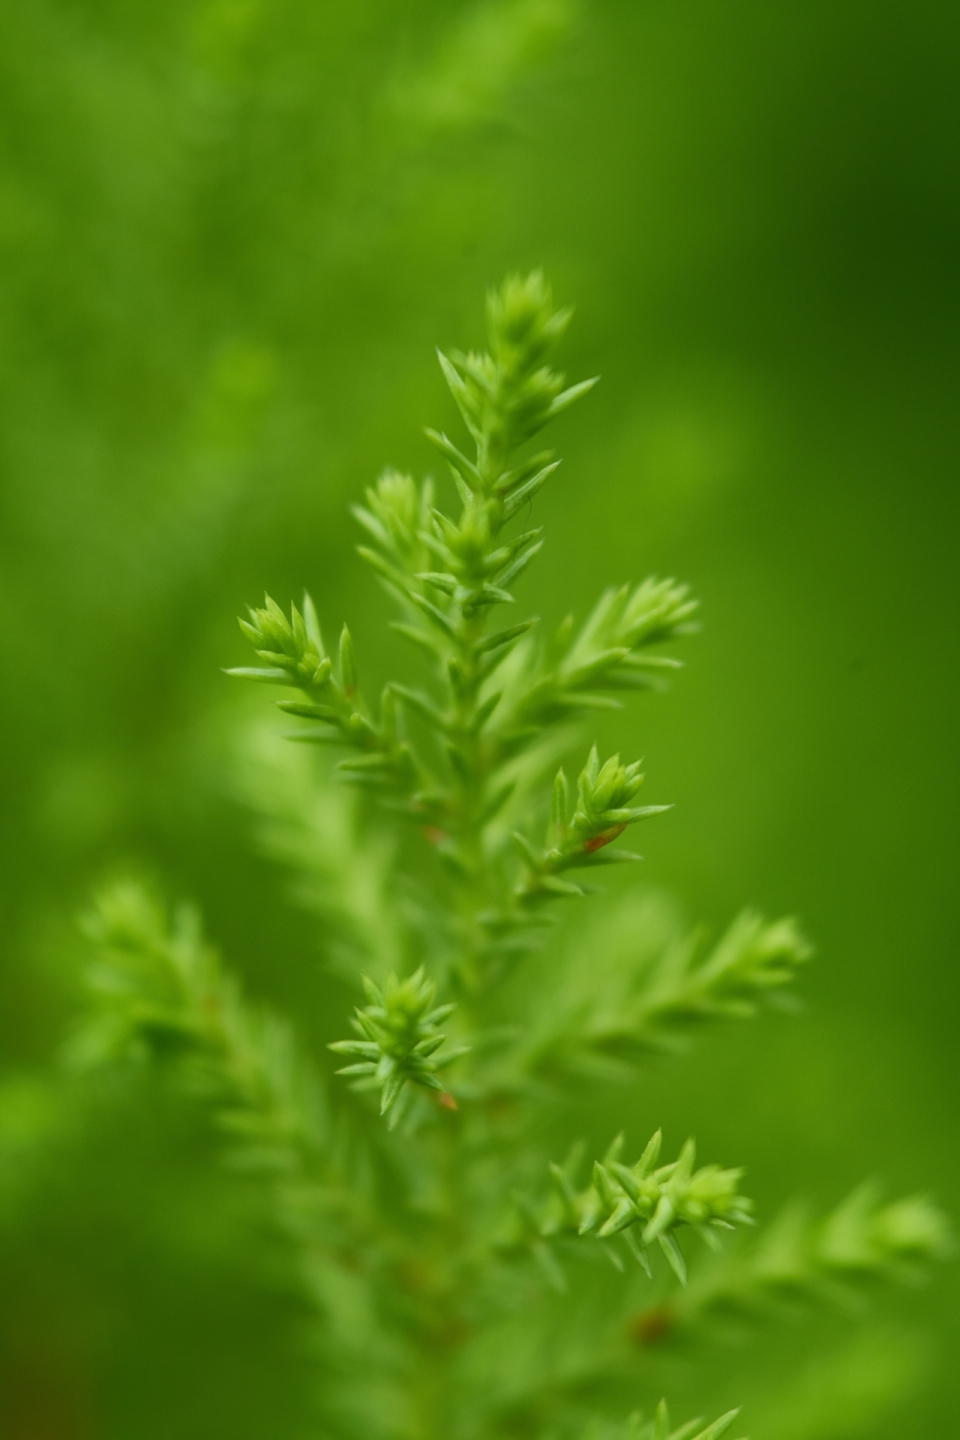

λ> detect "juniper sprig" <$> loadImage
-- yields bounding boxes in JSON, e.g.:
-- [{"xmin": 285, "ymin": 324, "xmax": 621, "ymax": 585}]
[
  {"xmin": 329, "ymin": 969, "xmax": 468, "ymax": 1122},
  {"xmin": 66, "ymin": 274, "xmax": 950, "ymax": 1440},
  {"xmin": 628, "ymin": 1182, "xmax": 953, "ymax": 1344},
  {"xmin": 514, "ymin": 747, "xmax": 668, "ymax": 903},
  {"xmin": 72, "ymin": 884, "xmax": 326, "ymax": 1179},
  {"xmin": 230, "ymin": 273, "xmax": 695, "ymax": 984},
  {"xmin": 519, "ymin": 1130, "xmax": 753, "ymax": 1287},
  {"xmin": 226, "ymin": 594, "xmax": 422, "ymax": 799}
]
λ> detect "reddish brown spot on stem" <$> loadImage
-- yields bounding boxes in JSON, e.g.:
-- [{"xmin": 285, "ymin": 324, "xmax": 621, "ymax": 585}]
[
  {"xmin": 626, "ymin": 1305, "xmax": 675, "ymax": 1346},
  {"xmin": 421, "ymin": 825, "xmax": 449, "ymax": 846},
  {"xmin": 583, "ymin": 822, "xmax": 627, "ymax": 853},
  {"xmin": 437, "ymin": 1091, "xmax": 458, "ymax": 1111}
]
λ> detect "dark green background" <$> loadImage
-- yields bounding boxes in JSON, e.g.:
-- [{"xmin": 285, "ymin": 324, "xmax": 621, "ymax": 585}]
[{"xmin": 1, "ymin": 0, "xmax": 957, "ymax": 1435}]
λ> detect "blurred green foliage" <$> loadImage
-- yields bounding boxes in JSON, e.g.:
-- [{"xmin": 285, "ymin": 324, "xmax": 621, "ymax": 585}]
[{"xmin": 0, "ymin": 0, "xmax": 957, "ymax": 1436}]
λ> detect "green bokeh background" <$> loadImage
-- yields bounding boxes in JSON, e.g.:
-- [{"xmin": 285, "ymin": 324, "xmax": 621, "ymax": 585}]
[{"xmin": 1, "ymin": 0, "xmax": 957, "ymax": 1435}]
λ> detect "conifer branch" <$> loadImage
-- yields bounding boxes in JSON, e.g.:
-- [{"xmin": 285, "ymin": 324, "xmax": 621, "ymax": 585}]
[
  {"xmin": 226, "ymin": 593, "xmax": 430, "ymax": 809},
  {"xmin": 72, "ymin": 883, "xmax": 326, "ymax": 1177},
  {"xmin": 490, "ymin": 579, "xmax": 699, "ymax": 758},
  {"xmin": 480, "ymin": 905, "xmax": 810, "ymax": 1092},
  {"xmin": 515, "ymin": 1131, "xmax": 753, "ymax": 1288},
  {"xmin": 228, "ymin": 272, "xmax": 680, "ymax": 987},
  {"xmin": 329, "ymin": 970, "xmax": 468, "ymax": 1124},
  {"xmin": 231, "ymin": 728, "xmax": 408, "ymax": 983},
  {"xmin": 72, "ymin": 272, "xmax": 949, "ymax": 1440},
  {"xmin": 625, "ymin": 911, "xmax": 812, "ymax": 1033},
  {"xmin": 627, "ymin": 1183, "xmax": 952, "ymax": 1344},
  {"xmin": 514, "ymin": 748, "xmax": 668, "ymax": 904}
]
